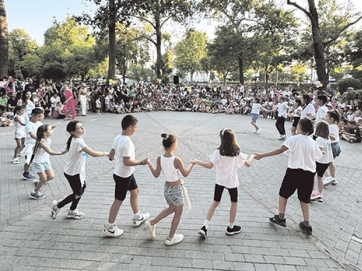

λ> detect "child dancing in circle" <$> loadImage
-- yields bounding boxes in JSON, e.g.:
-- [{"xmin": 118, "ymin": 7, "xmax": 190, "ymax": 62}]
[
  {"xmin": 146, "ymin": 133, "xmax": 194, "ymax": 246},
  {"xmin": 50, "ymin": 121, "xmax": 109, "ymax": 219},
  {"xmin": 310, "ymin": 121, "xmax": 333, "ymax": 202},
  {"xmin": 254, "ymin": 118, "xmax": 323, "ymax": 235},
  {"xmin": 29, "ymin": 124, "xmax": 68, "ymax": 199},
  {"xmin": 192, "ymin": 128, "xmax": 254, "ymax": 238}
]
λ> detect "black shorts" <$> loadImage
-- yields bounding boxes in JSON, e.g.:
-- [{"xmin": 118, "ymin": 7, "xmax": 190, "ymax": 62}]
[
  {"xmin": 316, "ymin": 162, "xmax": 330, "ymax": 177},
  {"xmin": 113, "ymin": 173, "xmax": 138, "ymax": 201},
  {"xmin": 213, "ymin": 184, "xmax": 238, "ymax": 203},
  {"xmin": 292, "ymin": 117, "xmax": 300, "ymax": 128},
  {"xmin": 279, "ymin": 168, "xmax": 315, "ymax": 204}
]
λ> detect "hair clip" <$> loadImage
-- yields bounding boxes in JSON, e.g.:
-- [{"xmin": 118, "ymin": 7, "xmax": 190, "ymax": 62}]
[
  {"xmin": 221, "ymin": 128, "xmax": 231, "ymax": 136},
  {"xmin": 163, "ymin": 133, "xmax": 169, "ymax": 140}
]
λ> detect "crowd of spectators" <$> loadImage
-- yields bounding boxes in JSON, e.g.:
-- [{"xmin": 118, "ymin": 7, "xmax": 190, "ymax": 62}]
[{"xmin": 0, "ymin": 76, "xmax": 361, "ymax": 143}]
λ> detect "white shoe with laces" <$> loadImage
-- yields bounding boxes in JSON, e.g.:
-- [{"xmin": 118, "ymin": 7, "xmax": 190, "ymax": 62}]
[
  {"xmin": 165, "ymin": 233, "xmax": 184, "ymax": 246},
  {"xmin": 103, "ymin": 223, "xmax": 124, "ymax": 237},
  {"xmin": 66, "ymin": 209, "xmax": 85, "ymax": 219},
  {"xmin": 132, "ymin": 212, "xmax": 150, "ymax": 227}
]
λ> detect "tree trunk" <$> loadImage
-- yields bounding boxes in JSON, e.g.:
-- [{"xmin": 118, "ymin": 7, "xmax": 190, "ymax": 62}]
[
  {"xmin": 265, "ymin": 65, "xmax": 269, "ymax": 89},
  {"xmin": 238, "ymin": 55, "xmax": 244, "ymax": 85},
  {"xmin": 0, "ymin": 0, "xmax": 8, "ymax": 77},
  {"xmin": 308, "ymin": 0, "xmax": 329, "ymax": 88},
  {"xmin": 154, "ymin": 4, "xmax": 163, "ymax": 81},
  {"xmin": 107, "ymin": 0, "xmax": 116, "ymax": 82}
]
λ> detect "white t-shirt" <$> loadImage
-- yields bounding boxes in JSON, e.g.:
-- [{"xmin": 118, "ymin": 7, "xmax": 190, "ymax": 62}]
[
  {"xmin": 301, "ymin": 103, "xmax": 315, "ymax": 119},
  {"xmin": 283, "ymin": 134, "xmax": 323, "ymax": 173},
  {"xmin": 329, "ymin": 124, "xmax": 340, "ymax": 143},
  {"xmin": 25, "ymin": 121, "xmax": 43, "ymax": 146},
  {"xmin": 33, "ymin": 138, "xmax": 51, "ymax": 164},
  {"xmin": 315, "ymin": 105, "xmax": 328, "ymax": 123},
  {"xmin": 277, "ymin": 102, "xmax": 288, "ymax": 118},
  {"xmin": 251, "ymin": 103, "xmax": 261, "ymax": 114},
  {"xmin": 316, "ymin": 137, "xmax": 333, "ymax": 164},
  {"xmin": 112, "ymin": 135, "xmax": 135, "ymax": 178},
  {"xmin": 209, "ymin": 149, "xmax": 248, "ymax": 189},
  {"xmin": 63, "ymin": 137, "xmax": 87, "ymax": 176}
]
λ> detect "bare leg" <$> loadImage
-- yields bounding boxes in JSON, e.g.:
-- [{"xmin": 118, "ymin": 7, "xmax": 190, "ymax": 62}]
[
  {"xmin": 229, "ymin": 202, "xmax": 237, "ymax": 224},
  {"xmin": 151, "ymin": 205, "xmax": 175, "ymax": 225},
  {"xmin": 108, "ymin": 199, "xmax": 123, "ymax": 224},
  {"xmin": 300, "ymin": 201, "xmax": 310, "ymax": 222},
  {"xmin": 279, "ymin": 196, "xmax": 287, "ymax": 215},
  {"xmin": 130, "ymin": 188, "xmax": 139, "ymax": 214},
  {"xmin": 168, "ymin": 205, "xmax": 183, "ymax": 239},
  {"xmin": 206, "ymin": 201, "xmax": 220, "ymax": 221},
  {"xmin": 251, "ymin": 120, "xmax": 259, "ymax": 131}
]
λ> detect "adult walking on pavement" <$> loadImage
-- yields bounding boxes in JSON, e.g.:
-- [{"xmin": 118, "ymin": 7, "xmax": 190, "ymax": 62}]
[{"xmin": 63, "ymin": 83, "xmax": 76, "ymax": 120}]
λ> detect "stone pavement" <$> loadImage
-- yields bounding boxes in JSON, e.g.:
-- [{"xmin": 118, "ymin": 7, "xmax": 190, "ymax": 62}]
[{"xmin": 0, "ymin": 111, "xmax": 361, "ymax": 271}]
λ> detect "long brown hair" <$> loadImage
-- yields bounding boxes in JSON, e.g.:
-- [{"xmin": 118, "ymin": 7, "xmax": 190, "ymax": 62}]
[{"xmin": 218, "ymin": 128, "xmax": 240, "ymax": 157}]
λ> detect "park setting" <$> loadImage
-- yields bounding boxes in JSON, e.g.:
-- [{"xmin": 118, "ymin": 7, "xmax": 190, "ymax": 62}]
[{"xmin": 0, "ymin": 0, "xmax": 362, "ymax": 270}]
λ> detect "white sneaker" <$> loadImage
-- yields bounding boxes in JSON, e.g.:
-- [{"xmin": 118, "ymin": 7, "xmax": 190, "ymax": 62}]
[
  {"xmin": 256, "ymin": 129, "xmax": 261, "ymax": 134},
  {"xmin": 12, "ymin": 158, "xmax": 19, "ymax": 164},
  {"xmin": 66, "ymin": 209, "xmax": 85, "ymax": 219},
  {"xmin": 132, "ymin": 212, "xmax": 150, "ymax": 226},
  {"xmin": 145, "ymin": 220, "xmax": 156, "ymax": 239},
  {"xmin": 310, "ymin": 190, "xmax": 321, "ymax": 201},
  {"xmin": 165, "ymin": 233, "xmax": 184, "ymax": 246},
  {"xmin": 323, "ymin": 177, "xmax": 334, "ymax": 186},
  {"xmin": 50, "ymin": 200, "xmax": 60, "ymax": 219},
  {"xmin": 103, "ymin": 223, "xmax": 124, "ymax": 237}
]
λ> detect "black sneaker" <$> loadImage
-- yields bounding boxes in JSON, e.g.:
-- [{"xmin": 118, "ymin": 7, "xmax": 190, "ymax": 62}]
[
  {"xmin": 225, "ymin": 225, "xmax": 241, "ymax": 236},
  {"xmin": 198, "ymin": 226, "xmax": 207, "ymax": 238},
  {"xmin": 299, "ymin": 222, "xmax": 312, "ymax": 235},
  {"xmin": 269, "ymin": 215, "xmax": 286, "ymax": 227}
]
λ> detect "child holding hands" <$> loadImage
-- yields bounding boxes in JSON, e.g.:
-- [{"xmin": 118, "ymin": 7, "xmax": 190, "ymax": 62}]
[
  {"xmin": 192, "ymin": 128, "xmax": 254, "ymax": 238},
  {"xmin": 254, "ymin": 118, "xmax": 323, "ymax": 235},
  {"xmin": 145, "ymin": 133, "xmax": 194, "ymax": 246}
]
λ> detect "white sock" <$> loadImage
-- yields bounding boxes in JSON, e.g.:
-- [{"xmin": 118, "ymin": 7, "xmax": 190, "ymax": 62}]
[
  {"xmin": 107, "ymin": 222, "xmax": 116, "ymax": 228},
  {"xmin": 229, "ymin": 223, "xmax": 234, "ymax": 229},
  {"xmin": 203, "ymin": 219, "xmax": 210, "ymax": 229}
]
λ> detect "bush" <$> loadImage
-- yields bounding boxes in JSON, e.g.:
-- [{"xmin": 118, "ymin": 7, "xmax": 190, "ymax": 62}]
[
  {"xmin": 337, "ymin": 78, "xmax": 362, "ymax": 94},
  {"xmin": 343, "ymin": 89, "xmax": 362, "ymax": 103}
]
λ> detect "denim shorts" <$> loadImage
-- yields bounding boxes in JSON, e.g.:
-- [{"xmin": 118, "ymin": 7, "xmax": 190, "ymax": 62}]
[
  {"xmin": 164, "ymin": 183, "xmax": 184, "ymax": 206},
  {"xmin": 331, "ymin": 142, "xmax": 341, "ymax": 158},
  {"xmin": 251, "ymin": 113, "xmax": 259, "ymax": 121},
  {"xmin": 32, "ymin": 161, "xmax": 51, "ymax": 173}
]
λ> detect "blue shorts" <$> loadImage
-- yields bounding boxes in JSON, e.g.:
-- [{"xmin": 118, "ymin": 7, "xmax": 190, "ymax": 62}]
[
  {"xmin": 32, "ymin": 161, "xmax": 51, "ymax": 173},
  {"xmin": 251, "ymin": 113, "xmax": 259, "ymax": 121}
]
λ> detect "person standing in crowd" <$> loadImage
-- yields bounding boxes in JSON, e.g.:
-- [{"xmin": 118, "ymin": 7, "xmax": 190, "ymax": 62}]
[
  {"xmin": 63, "ymin": 83, "xmax": 77, "ymax": 120},
  {"xmin": 78, "ymin": 83, "xmax": 88, "ymax": 116}
]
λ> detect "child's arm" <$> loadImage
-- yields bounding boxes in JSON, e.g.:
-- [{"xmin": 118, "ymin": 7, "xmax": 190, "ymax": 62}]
[
  {"xmin": 82, "ymin": 146, "xmax": 109, "ymax": 158},
  {"xmin": 147, "ymin": 156, "xmax": 162, "ymax": 178},
  {"xmin": 190, "ymin": 159, "xmax": 214, "ymax": 169},
  {"xmin": 254, "ymin": 146, "xmax": 288, "ymax": 160},
  {"xmin": 244, "ymin": 154, "xmax": 255, "ymax": 167},
  {"xmin": 174, "ymin": 157, "xmax": 194, "ymax": 177},
  {"xmin": 14, "ymin": 116, "xmax": 25, "ymax": 126},
  {"xmin": 123, "ymin": 156, "xmax": 148, "ymax": 166},
  {"xmin": 39, "ymin": 142, "xmax": 67, "ymax": 155}
]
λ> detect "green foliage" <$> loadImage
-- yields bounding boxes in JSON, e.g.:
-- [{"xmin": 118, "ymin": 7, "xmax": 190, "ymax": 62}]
[
  {"xmin": 174, "ymin": 30, "xmax": 207, "ymax": 81},
  {"xmin": 337, "ymin": 78, "xmax": 362, "ymax": 94},
  {"xmin": 42, "ymin": 62, "xmax": 67, "ymax": 80},
  {"xmin": 344, "ymin": 89, "xmax": 362, "ymax": 102}
]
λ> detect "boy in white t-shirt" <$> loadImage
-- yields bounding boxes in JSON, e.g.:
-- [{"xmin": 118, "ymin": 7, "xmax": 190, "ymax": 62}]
[
  {"xmin": 103, "ymin": 115, "xmax": 150, "ymax": 237},
  {"xmin": 254, "ymin": 118, "xmax": 323, "ymax": 235},
  {"xmin": 22, "ymin": 108, "xmax": 44, "ymax": 180}
]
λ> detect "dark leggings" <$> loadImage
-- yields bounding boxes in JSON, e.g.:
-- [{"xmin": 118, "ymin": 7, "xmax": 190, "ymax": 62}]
[
  {"xmin": 275, "ymin": 116, "xmax": 286, "ymax": 135},
  {"xmin": 58, "ymin": 172, "xmax": 86, "ymax": 211}
]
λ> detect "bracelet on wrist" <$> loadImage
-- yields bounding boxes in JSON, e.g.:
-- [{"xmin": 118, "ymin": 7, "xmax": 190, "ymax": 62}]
[{"xmin": 140, "ymin": 160, "xmax": 143, "ymax": 165}]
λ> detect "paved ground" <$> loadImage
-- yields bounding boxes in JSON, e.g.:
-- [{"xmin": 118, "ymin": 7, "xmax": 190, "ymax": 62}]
[{"xmin": 0, "ymin": 111, "xmax": 361, "ymax": 271}]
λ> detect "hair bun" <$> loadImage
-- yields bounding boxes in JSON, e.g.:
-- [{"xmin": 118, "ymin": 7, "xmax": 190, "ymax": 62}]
[{"xmin": 161, "ymin": 133, "xmax": 169, "ymax": 140}]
